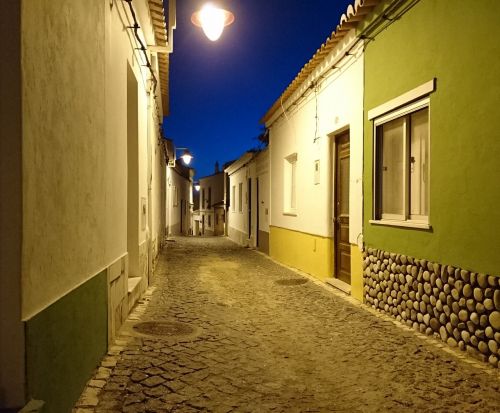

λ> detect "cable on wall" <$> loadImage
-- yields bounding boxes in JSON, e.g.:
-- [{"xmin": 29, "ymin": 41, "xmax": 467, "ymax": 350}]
[
  {"xmin": 273, "ymin": 0, "xmax": 422, "ymax": 126},
  {"xmin": 122, "ymin": 0, "xmax": 169, "ymax": 154},
  {"xmin": 124, "ymin": 0, "xmax": 158, "ymax": 98}
]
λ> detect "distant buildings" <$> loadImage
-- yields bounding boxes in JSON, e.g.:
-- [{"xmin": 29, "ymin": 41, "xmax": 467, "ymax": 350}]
[
  {"xmin": 225, "ymin": 149, "xmax": 270, "ymax": 253},
  {"xmin": 164, "ymin": 139, "xmax": 195, "ymax": 236},
  {"xmin": 196, "ymin": 163, "xmax": 226, "ymax": 236}
]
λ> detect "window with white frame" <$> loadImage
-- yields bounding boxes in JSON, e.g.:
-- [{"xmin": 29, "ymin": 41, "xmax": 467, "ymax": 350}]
[
  {"xmin": 283, "ymin": 153, "xmax": 297, "ymax": 214},
  {"xmin": 373, "ymin": 98, "xmax": 429, "ymax": 224},
  {"xmin": 231, "ymin": 185, "xmax": 236, "ymax": 211},
  {"xmin": 238, "ymin": 182, "xmax": 243, "ymax": 212}
]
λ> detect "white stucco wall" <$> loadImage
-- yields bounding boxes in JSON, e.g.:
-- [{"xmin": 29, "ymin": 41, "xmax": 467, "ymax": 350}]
[
  {"xmin": 167, "ymin": 166, "xmax": 192, "ymax": 235},
  {"xmin": 226, "ymin": 149, "xmax": 270, "ymax": 247},
  {"xmin": 267, "ymin": 36, "xmax": 364, "ymax": 244},
  {"xmin": 256, "ymin": 149, "xmax": 270, "ymax": 234},
  {"xmin": 228, "ymin": 166, "xmax": 248, "ymax": 237},
  {"xmin": 199, "ymin": 172, "xmax": 225, "ymax": 208},
  {"xmin": 21, "ymin": 0, "xmax": 166, "ymax": 319}
]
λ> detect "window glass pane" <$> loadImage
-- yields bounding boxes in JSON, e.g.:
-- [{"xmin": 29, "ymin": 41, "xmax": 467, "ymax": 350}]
[
  {"xmin": 340, "ymin": 156, "xmax": 349, "ymax": 215},
  {"xmin": 410, "ymin": 108, "xmax": 429, "ymax": 217},
  {"xmin": 381, "ymin": 117, "xmax": 405, "ymax": 216},
  {"xmin": 290, "ymin": 161, "xmax": 296, "ymax": 210}
]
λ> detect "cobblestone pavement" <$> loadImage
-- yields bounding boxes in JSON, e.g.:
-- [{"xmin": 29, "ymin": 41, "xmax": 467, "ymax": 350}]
[{"xmin": 75, "ymin": 237, "xmax": 500, "ymax": 413}]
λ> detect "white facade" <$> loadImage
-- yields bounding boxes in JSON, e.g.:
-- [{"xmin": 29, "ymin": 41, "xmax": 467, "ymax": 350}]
[
  {"xmin": 265, "ymin": 32, "xmax": 364, "ymax": 245},
  {"xmin": 0, "ymin": 0, "xmax": 175, "ymax": 408},
  {"xmin": 198, "ymin": 172, "xmax": 225, "ymax": 236},
  {"xmin": 167, "ymin": 163, "xmax": 193, "ymax": 236},
  {"xmin": 226, "ymin": 149, "xmax": 270, "ymax": 252}
]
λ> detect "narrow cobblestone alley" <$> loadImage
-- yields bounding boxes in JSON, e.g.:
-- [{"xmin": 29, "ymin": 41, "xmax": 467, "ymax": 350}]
[{"xmin": 75, "ymin": 237, "xmax": 500, "ymax": 413}]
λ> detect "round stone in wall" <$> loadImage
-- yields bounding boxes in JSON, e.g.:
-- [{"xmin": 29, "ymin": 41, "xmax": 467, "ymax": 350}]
[
  {"xmin": 489, "ymin": 311, "xmax": 500, "ymax": 330},
  {"xmin": 477, "ymin": 273, "xmax": 488, "ymax": 288},
  {"xmin": 487, "ymin": 275, "xmax": 498, "ymax": 288},
  {"xmin": 458, "ymin": 309, "xmax": 468, "ymax": 322},
  {"xmin": 484, "ymin": 298, "xmax": 494, "ymax": 311},
  {"xmin": 473, "ymin": 288, "xmax": 484, "ymax": 302},
  {"xmin": 478, "ymin": 340, "xmax": 489, "ymax": 355}
]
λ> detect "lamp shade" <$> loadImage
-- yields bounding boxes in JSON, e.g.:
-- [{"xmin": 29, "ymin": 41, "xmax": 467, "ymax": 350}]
[
  {"xmin": 180, "ymin": 149, "xmax": 193, "ymax": 165},
  {"xmin": 191, "ymin": 2, "xmax": 235, "ymax": 41}
]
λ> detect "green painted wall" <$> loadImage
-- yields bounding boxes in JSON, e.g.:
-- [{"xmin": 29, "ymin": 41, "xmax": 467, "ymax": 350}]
[
  {"xmin": 26, "ymin": 271, "xmax": 108, "ymax": 413},
  {"xmin": 363, "ymin": 0, "xmax": 500, "ymax": 275}
]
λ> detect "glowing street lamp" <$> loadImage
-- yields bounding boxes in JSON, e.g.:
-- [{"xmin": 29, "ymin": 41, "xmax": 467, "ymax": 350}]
[
  {"xmin": 191, "ymin": 2, "xmax": 235, "ymax": 42},
  {"xmin": 176, "ymin": 148, "xmax": 193, "ymax": 165},
  {"xmin": 194, "ymin": 182, "xmax": 201, "ymax": 191}
]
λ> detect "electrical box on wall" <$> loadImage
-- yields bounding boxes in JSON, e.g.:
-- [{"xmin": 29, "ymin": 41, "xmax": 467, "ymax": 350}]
[{"xmin": 314, "ymin": 160, "xmax": 320, "ymax": 184}]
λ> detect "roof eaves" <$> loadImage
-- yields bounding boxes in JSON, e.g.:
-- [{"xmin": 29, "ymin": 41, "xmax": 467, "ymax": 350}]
[
  {"xmin": 148, "ymin": 0, "xmax": 170, "ymax": 117},
  {"xmin": 260, "ymin": 0, "xmax": 381, "ymax": 125}
]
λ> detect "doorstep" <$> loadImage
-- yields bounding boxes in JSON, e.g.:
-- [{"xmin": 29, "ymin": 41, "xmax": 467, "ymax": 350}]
[
  {"xmin": 127, "ymin": 277, "xmax": 143, "ymax": 312},
  {"xmin": 325, "ymin": 278, "xmax": 351, "ymax": 295}
]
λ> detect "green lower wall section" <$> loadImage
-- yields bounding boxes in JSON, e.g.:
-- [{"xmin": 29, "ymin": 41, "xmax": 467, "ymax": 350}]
[
  {"xmin": 26, "ymin": 270, "xmax": 108, "ymax": 413},
  {"xmin": 362, "ymin": 0, "xmax": 500, "ymax": 276},
  {"xmin": 270, "ymin": 226, "xmax": 333, "ymax": 281}
]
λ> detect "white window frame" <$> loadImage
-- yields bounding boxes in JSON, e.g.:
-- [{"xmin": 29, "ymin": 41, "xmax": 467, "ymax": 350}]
[
  {"xmin": 371, "ymin": 97, "xmax": 431, "ymax": 229},
  {"xmin": 283, "ymin": 153, "xmax": 298, "ymax": 215}
]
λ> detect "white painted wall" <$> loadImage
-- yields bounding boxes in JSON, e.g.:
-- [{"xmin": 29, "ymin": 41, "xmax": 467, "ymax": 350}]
[
  {"xmin": 21, "ymin": 0, "xmax": 167, "ymax": 319},
  {"xmin": 167, "ymin": 165, "xmax": 192, "ymax": 235},
  {"xmin": 226, "ymin": 149, "xmax": 270, "ymax": 247},
  {"xmin": 199, "ymin": 172, "xmax": 225, "ymax": 235},
  {"xmin": 256, "ymin": 149, "xmax": 270, "ymax": 234},
  {"xmin": 266, "ymin": 35, "xmax": 364, "ymax": 244},
  {"xmin": 228, "ymin": 164, "xmax": 249, "ymax": 237}
]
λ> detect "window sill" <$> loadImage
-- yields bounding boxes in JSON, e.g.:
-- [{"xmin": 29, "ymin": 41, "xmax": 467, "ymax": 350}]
[
  {"xmin": 283, "ymin": 212, "xmax": 297, "ymax": 217},
  {"xmin": 369, "ymin": 219, "xmax": 431, "ymax": 230}
]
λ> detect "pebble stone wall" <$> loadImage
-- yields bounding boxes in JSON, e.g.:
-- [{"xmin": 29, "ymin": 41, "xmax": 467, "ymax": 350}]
[{"xmin": 363, "ymin": 248, "xmax": 500, "ymax": 368}]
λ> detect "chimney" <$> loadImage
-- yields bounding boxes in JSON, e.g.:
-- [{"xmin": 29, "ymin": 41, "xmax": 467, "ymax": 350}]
[{"xmin": 215, "ymin": 161, "xmax": 220, "ymax": 174}]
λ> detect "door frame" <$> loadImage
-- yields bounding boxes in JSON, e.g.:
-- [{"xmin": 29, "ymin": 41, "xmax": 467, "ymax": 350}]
[{"xmin": 334, "ymin": 130, "xmax": 351, "ymax": 284}]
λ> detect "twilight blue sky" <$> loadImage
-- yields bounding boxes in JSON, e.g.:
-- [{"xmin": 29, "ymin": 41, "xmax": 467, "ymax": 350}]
[{"xmin": 163, "ymin": 0, "xmax": 353, "ymax": 179}]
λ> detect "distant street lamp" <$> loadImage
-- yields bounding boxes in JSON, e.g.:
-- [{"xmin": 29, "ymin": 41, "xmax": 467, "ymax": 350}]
[
  {"xmin": 194, "ymin": 182, "xmax": 201, "ymax": 191},
  {"xmin": 191, "ymin": 1, "xmax": 235, "ymax": 41},
  {"xmin": 176, "ymin": 148, "xmax": 193, "ymax": 165}
]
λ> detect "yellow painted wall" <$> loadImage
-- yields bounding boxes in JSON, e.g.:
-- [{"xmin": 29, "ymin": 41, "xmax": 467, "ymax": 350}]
[
  {"xmin": 270, "ymin": 226, "xmax": 333, "ymax": 281},
  {"xmin": 350, "ymin": 245, "xmax": 364, "ymax": 302}
]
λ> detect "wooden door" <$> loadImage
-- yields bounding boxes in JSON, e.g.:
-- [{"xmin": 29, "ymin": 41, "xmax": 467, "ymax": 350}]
[{"xmin": 335, "ymin": 132, "xmax": 351, "ymax": 284}]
